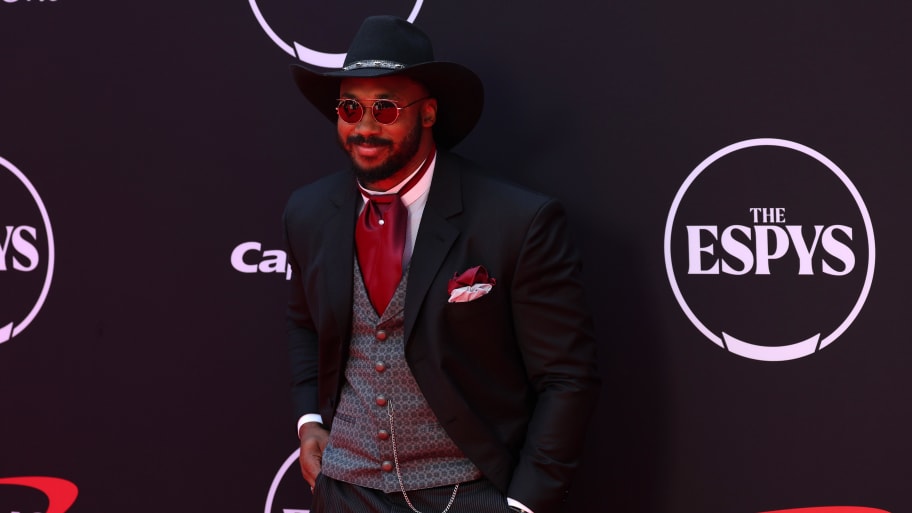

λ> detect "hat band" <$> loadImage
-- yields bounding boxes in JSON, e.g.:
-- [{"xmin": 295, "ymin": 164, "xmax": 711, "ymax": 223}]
[{"xmin": 343, "ymin": 59, "xmax": 406, "ymax": 71}]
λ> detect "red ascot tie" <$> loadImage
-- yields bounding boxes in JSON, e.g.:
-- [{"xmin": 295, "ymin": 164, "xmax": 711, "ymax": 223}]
[{"xmin": 355, "ymin": 148, "xmax": 436, "ymax": 314}]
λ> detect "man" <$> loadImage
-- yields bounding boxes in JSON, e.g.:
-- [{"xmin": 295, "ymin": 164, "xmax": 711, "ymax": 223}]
[{"xmin": 283, "ymin": 15, "xmax": 600, "ymax": 513}]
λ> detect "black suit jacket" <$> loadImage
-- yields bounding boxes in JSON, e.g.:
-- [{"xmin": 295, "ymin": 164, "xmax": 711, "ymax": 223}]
[{"xmin": 284, "ymin": 152, "xmax": 600, "ymax": 513}]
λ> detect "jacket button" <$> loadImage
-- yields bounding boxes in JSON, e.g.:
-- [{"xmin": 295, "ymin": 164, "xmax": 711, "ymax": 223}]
[
  {"xmin": 375, "ymin": 361, "xmax": 387, "ymax": 373},
  {"xmin": 378, "ymin": 429, "xmax": 390, "ymax": 440},
  {"xmin": 381, "ymin": 461, "xmax": 394, "ymax": 472},
  {"xmin": 375, "ymin": 330, "xmax": 387, "ymax": 341},
  {"xmin": 375, "ymin": 395, "xmax": 388, "ymax": 407}
]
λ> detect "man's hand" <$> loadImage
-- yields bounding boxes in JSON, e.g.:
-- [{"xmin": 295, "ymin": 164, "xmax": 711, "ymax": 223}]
[{"xmin": 298, "ymin": 422, "xmax": 329, "ymax": 487}]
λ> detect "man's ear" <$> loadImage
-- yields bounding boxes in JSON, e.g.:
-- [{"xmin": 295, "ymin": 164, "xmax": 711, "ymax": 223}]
[{"xmin": 421, "ymin": 99, "xmax": 438, "ymax": 127}]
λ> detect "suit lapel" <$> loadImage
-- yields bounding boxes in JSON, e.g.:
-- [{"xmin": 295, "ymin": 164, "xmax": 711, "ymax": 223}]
[{"xmin": 405, "ymin": 155, "xmax": 463, "ymax": 344}]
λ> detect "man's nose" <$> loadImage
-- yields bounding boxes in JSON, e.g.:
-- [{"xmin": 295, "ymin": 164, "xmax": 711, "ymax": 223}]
[{"xmin": 356, "ymin": 108, "xmax": 383, "ymax": 131}]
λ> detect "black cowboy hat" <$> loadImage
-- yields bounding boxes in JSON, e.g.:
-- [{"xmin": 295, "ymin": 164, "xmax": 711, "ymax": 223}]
[{"xmin": 290, "ymin": 15, "xmax": 483, "ymax": 150}]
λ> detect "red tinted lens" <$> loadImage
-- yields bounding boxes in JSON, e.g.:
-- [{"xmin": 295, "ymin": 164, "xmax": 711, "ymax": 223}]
[
  {"xmin": 371, "ymin": 100, "xmax": 399, "ymax": 124},
  {"xmin": 336, "ymin": 100, "xmax": 363, "ymax": 123}
]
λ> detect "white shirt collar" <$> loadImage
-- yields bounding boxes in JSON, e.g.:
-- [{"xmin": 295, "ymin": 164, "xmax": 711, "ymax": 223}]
[{"xmin": 358, "ymin": 152, "xmax": 437, "ymax": 208}]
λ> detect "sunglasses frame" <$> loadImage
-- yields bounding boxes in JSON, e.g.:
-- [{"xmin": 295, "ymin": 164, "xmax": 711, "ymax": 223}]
[{"xmin": 335, "ymin": 96, "xmax": 430, "ymax": 125}]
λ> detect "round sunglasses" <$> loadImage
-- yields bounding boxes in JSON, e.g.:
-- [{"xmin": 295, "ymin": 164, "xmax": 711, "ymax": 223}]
[{"xmin": 335, "ymin": 97, "xmax": 430, "ymax": 125}]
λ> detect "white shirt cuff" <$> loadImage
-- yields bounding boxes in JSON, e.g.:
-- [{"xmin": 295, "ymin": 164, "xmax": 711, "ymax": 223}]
[
  {"xmin": 507, "ymin": 497, "xmax": 534, "ymax": 513},
  {"xmin": 296, "ymin": 414, "xmax": 324, "ymax": 437}
]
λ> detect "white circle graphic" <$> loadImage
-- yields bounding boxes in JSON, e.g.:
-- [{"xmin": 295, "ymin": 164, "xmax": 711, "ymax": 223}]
[
  {"xmin": 248, "ymin": 1, "xmax": 425, "ymax": 67},
  {"xmin": 264, "ymin": 448, "xmax": 306, "ymax": 513},
  {"xmin": 0, "ymin": 156, "xmax": 55, "ymax": 344},
  {"xmin": 664, "ymin": 138, "xmax": 875, "ymax": 361}
]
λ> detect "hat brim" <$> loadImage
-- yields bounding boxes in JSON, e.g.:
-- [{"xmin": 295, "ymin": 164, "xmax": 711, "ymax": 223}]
[{"xmin": 290, "ymin": 62, "xmax": 483, "ymax": 150}]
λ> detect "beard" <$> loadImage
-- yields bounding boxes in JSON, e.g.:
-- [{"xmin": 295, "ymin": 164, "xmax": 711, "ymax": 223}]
[{"xmin": 339, "ymin": 117, "xmax": 424, "ymax": 186}]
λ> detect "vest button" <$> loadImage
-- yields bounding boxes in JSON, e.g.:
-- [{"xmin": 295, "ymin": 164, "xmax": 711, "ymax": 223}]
[
  {"xmin": 381, "ymin": 461, "xmax": 394, "ymax": 472},
  {"xmin": 378, "ymin": 429, "xmax": 390, "ymax": 440},
  {"xmin": 376, "ymin": 330, "xmax": 388, "ymax": 341},
  {"xmin": 375, "ymin": 395, "xmax": 388, "ymax": 407},
  {"xmin": 375, "ymin": 361, "xmax": 387, "ymax": 373}
]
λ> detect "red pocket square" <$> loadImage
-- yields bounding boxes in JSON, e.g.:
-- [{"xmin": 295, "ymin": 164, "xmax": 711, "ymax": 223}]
[{"xmin": 447, "ymin": 265, "xmax": 496, "ymax": 303}]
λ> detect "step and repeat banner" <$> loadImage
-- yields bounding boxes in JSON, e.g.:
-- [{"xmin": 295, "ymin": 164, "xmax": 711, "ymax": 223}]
[{"xmin": 2, "ymin": 1, "xmax": 910, "ymax": 512}]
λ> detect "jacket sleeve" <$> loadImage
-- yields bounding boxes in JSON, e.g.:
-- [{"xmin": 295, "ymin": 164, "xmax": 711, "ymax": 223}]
[
  {"xmin": 506, "ymin": 199, "xmax": 601, "ymax": 513},
  {"xmin": 284, "ymin": 207, "xmax": 320, "ymax": 421}
]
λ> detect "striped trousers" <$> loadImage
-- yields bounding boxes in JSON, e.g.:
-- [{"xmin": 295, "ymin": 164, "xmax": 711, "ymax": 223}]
[{"xmin": 312, "ymin": 474, "xmax": 512, "ymax": 513}]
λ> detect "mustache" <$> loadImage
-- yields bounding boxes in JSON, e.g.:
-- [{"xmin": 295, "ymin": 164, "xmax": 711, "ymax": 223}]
[{"xmin": 346, "ymin": 134, "xmax": 393, "ymax": 147}]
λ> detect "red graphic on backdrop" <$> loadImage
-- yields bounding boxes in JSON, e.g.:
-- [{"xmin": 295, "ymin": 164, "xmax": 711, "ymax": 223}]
[
  {"xmin": 762, "ymin": 507, "xmax": 890, "ymax": 513},
  {"xmin": 0, "ymin": 476, "xmax": 78, "ymax": 513}
]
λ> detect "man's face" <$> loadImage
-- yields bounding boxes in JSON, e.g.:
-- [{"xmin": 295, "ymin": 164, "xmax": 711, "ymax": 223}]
[{"xmin": 337, "ymin": 76, "xmax": 436, "ymax": 189}]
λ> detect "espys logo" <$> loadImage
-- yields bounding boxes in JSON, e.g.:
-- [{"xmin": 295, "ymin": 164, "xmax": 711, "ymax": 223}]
[
  {"xmin": 248, "ymin": 0, "xmax": 424, "ymax": 67},
  {"xmin": 664, "ymin": 139, "xmax": 874, "ymax": 362},
  {"xmin": 0, "ymin": 156, "xmax": 54, "ymax": 345},
  {"xmin": 0, "ymin": 476, "xmax": 77, "ymax": 513},
  {"xmin": 264, "ymin": 449, "xmax": 311, "ymax": 513}
]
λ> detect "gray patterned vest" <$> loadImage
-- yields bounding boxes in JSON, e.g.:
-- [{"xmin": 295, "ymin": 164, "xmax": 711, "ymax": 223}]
[{"xmin": 320, "ymin": 261, "xmax": 482, "ymax": 492}]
